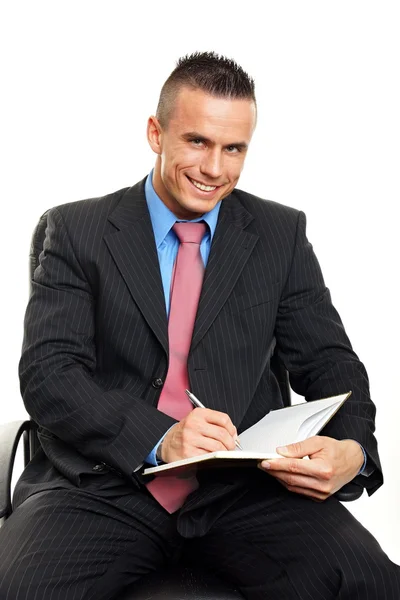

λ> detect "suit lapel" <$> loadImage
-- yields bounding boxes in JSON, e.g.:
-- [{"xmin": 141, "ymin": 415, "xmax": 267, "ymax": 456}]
[
  {"xmin": 103, "ymin": 179, "xmax": 259, "ymax": 356},
  {"xmin": 191, "ymin": 193, "xmax": 259, "ymax": 351},
  {"xmin": 104, "ymin": 178, "xmax": 169, "ymax": 354}
]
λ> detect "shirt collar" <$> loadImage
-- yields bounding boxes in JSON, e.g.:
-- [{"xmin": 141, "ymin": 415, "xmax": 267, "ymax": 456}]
[{"xmin": 145, "ymin": 169, "xmax": 221, "ymax": 248}]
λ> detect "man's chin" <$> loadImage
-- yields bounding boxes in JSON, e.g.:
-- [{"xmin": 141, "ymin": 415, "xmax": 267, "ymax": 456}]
[{"xmin": 180, "ymin": 198, "xmax": 218, "ymax": 217}]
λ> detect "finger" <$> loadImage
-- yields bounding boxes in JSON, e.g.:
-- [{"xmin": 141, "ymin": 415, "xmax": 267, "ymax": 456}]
[
  {"xmin": 283, "ymin": 484, "xmax": 329, "ymax": 502},
  {"xmin": 265, "ymin": 470, "xmax": 330, "ymax": 494},
  {"xmin": 191, "ymin": 434, "xmax": 233, "ymax": 454},
  {"xmin": 276, "ymin": 436, "xmax": 329, "ymax": 458},
  {"xmin": 198, "ymin": 423, "xmax": 236, "ymax": 450},
  {"xmin": 191, "ymin": 408, "xmax": 237, "ymax": 438},
  {"xmin": 170, "ymin": 434, "xmax": 228, "ymax": 459},
  {"xmin": 265, "ymin": 470, "xmax": 330, "ymax": 501},
  {"xmin": 260, "ymin": 457, "xmax": 332, "ymax": 481}
]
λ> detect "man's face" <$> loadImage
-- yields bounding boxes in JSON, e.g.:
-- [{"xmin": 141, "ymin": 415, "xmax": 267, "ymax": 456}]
[{"xmin": 147, "ymin": 87, "xmax": 256, "ymax": 219}]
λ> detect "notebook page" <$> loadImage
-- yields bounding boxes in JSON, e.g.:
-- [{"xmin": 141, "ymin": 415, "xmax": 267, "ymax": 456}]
[
  {"xmin": 239, "ymin": 393, "xmax": 349, "ymax": 453},
  {"xmin": 296, "ymin": 406, "xmax": 336, "ymax": 440}
]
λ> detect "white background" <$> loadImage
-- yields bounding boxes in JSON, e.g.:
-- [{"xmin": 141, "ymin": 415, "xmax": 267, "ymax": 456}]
[{"xmin": 1, "ymin": 1, "xmax": 399, "ymax": 563}]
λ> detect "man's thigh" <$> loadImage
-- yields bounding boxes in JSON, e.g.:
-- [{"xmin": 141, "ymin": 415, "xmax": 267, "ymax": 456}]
[
  {"xmin": 191, "ymin": 477, "xmax": 400, "ymax": 600},
  {"xmin": 0, "ymin": 484, "xmax": 180, "ymax": 600}
]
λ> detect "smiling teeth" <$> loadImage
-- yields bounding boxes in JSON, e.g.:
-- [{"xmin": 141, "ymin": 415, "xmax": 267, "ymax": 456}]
[{"xmin": 189, "ymin": 178, "xmax": 217, "ymax": 192}]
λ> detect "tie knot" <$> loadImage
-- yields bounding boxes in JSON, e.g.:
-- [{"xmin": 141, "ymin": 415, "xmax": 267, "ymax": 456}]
[{"xmin": 173, "ymin": 222, "xmax": 207, "ymax": 245}]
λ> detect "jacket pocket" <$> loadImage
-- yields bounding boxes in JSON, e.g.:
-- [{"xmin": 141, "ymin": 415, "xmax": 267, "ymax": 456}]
[{"xmin": 227, "ymin": 281, "xmax": 281, "ymax": 314}]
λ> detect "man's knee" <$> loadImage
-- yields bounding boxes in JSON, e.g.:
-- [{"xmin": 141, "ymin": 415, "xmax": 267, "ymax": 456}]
[
  {"xmin": 0, "ymin": 492, "xmax": 98, "ymax": 600},
  {"xmin": 0, "ymin": 549, "xmax": 63, "ymax": 600},
  {"xmin": 331, "ymin": 530, "xmax": 400, "ymax": 599}
]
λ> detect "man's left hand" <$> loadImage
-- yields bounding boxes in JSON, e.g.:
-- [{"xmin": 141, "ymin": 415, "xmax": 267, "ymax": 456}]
[{"xmin": 258, "ymin": 436, "xmax": 364, "ymax": 502}]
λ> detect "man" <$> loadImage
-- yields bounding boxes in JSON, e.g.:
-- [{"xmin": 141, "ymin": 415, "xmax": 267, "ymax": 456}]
[{"xmin": 0, "ymin": 51, "xmax": 398, "ymax": 599}]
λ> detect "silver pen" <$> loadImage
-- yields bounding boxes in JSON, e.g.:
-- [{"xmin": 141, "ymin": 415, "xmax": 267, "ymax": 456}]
[{"xmin": 185, "ymin": 389, "xmax": 243, "ymax": 451}]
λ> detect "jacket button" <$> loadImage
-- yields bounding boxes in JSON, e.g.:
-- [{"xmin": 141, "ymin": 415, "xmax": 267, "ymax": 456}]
[
  {"xmin": 152, "ymin": 378, "xmax": 164, "ymax": 389},
  {"xmin": 92, "ymin": 464, "xmax": 106, "ymax": 472}
]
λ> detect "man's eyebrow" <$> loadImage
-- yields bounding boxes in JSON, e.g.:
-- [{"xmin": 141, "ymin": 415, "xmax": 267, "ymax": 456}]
[{"xmin": 182, "ymin": 132, "xmax": 248, "ymax": 150}]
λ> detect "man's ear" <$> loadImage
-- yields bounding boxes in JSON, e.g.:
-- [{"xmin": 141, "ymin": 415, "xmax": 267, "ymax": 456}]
[{"xmin": 147, "ymin": 116, "xmax": 162, "ymax": 155}]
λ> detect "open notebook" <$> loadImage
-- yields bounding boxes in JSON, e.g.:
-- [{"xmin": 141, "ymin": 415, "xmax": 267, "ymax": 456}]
[{"xmin": 143, "ymin": 391, "xmax": 351, "ymax": 476}]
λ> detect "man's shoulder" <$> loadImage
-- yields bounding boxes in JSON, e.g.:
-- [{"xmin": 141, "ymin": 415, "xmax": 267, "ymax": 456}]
[
  {"xmin": 48, "ymin": 185, "xmax": 135, "ymax": 224},
  {"xmin": 43, "ymin": 176, "xmax": 147, "ymax": 228},
  {"xmin": 232, "ymin": 187, "xmax": 301, "ymax": 223}
]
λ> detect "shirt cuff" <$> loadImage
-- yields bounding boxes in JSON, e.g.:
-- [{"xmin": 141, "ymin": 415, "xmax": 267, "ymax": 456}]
[
  {"xmin": 352, "ymin": 441, "xmax": 367, "ymax": 475},
  {"xmin": 144, "ymin": 425, "xmax": 175, "ymax": 466}
]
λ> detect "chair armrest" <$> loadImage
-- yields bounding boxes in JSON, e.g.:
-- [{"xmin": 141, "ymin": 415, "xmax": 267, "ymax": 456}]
[
  {"xmin": 334, "ymin": 481, "xmax": 364, "ymax": 502},
  {"xmin": 0, "ymin": 420, "xmax": 32, "ymax": 518}
]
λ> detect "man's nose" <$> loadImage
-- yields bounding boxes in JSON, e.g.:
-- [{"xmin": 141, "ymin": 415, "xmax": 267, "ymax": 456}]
[{"xmin": 200, "ymin": 150, "xmax": 223, "ymax": 179}]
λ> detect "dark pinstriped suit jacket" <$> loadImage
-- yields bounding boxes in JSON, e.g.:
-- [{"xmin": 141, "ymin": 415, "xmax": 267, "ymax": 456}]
[{"xmin": 18, "ymin": 176, "xmax": 383, "ymax": 537}]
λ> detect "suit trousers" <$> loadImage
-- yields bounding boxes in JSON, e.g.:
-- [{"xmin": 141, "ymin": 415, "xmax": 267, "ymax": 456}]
[{"xmin": 0, "ymin": 468, "xmax": 399, "ymax": 600}]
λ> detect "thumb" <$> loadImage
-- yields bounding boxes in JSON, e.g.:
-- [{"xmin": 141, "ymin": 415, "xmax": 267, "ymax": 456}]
[{"xmin": 276, "ymin": 436, "xmax": 323, "ymax": 458}]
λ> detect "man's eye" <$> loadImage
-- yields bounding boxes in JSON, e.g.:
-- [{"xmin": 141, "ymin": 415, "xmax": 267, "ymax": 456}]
[
  {"xmin": 191, "ymin": 139, "xmax": 203, "ymax": 146},
  {"xmin": 226, "ymin": 145, "xmax": 239, "ymax": 153}
]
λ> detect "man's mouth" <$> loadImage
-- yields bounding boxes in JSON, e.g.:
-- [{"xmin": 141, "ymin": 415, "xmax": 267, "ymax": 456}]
[{"xmin": 187, "ymin": 176, "xmax": 219, "ymax": 192}]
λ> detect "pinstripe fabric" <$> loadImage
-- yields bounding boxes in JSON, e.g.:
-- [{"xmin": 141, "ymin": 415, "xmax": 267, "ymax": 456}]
[
  {"xmin": 2, "ymin": 466, "xmax": 399, "ymax": 599},
  {"xmin": 0, "ymin": 175, "xmax": 397, "ymax": 598},
  {"xmin": 189, "ymin": 476, "xmax": 400, "ymax": 600},
  {"xmin": 0, "ymin": 473, "xmax": 183, "ymax": 600}
]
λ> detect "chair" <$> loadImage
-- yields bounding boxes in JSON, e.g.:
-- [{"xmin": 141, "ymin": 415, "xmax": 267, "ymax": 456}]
[{"xmin": 0, "ymin": 212, "xmax": 364, "ymax": 599}]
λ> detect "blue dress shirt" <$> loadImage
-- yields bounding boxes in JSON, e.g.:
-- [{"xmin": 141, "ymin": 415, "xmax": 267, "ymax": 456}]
[
  {"xmin": 143, "ymin": 171, "xmax": 367, "ymax": 475},
  {"xmin": 144, "ymin": 170, "xmax": 221, "ymax": 465}
]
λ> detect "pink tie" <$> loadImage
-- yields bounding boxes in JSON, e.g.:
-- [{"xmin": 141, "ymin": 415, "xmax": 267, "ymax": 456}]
[{"xmin": 146, "ymin": 221, "xmax": 207, "ymax": 513}]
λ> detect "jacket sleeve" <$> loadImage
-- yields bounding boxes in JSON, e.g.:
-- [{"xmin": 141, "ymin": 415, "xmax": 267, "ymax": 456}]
[
  {"xmin": 274, "ymin": 210, "xmax": 383, "ymax": 495},
  {"xmin": 19, "ymin": 207, "xmax": 177, "ymax": 481}
]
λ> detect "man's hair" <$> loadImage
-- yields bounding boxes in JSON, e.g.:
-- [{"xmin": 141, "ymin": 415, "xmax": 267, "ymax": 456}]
[{"xmin": 156, "ymin": 51, "xmax": 256, "ymax": 128}]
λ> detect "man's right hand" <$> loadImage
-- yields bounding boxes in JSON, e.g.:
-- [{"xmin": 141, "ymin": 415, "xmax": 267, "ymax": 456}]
[{"xmin": 160, "ymin": 408, "xmax": 238, "ymax": 463}]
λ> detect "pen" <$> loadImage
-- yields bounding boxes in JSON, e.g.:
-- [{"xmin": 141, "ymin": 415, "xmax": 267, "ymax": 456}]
[{"xmin": 185, "ymin": 389, "xmax": 244, "ymax": 451}]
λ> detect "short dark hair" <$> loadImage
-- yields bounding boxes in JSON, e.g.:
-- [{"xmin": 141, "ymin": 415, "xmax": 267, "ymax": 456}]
[{"xmin": 156, "ymin": 51, "xmax": 256, "ymax": 128}]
